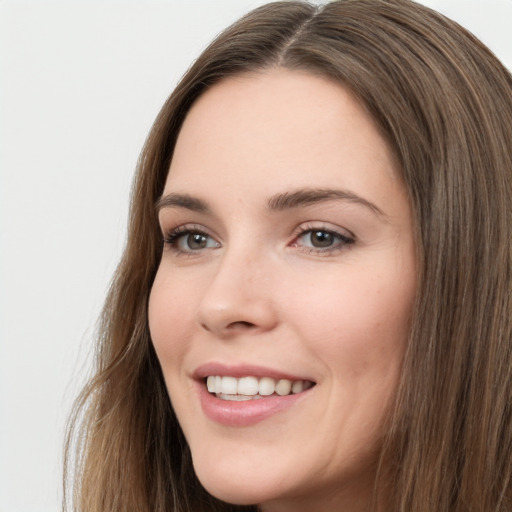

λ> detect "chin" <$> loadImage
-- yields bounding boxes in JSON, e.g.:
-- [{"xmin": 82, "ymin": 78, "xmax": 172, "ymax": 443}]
[
  {"xmin": 193, "ymin": 464, "xmax": 265, "ymax": 505},
  {"xmin": 191, "ymin": 451, "xmax": 297, "ymax": 507},
  {"xmin": 189, "ymin": 443, "xmax": 378, "ymax": 511},
  {"xmin": 198, "ymin": 480, "xmax": 268, "ymax": 506}
]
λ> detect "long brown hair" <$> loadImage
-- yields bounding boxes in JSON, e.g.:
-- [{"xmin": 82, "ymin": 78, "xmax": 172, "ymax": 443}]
[{"xmin": 64, "ymin": 1, "xmax": 512, "ymax": 510}]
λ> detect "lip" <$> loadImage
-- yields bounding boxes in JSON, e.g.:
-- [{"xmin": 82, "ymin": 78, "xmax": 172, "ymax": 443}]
[
  {"xmin": 193, "ymin": 362, "xmax": 314, "ymax": 382},
  {"xmin": 193, "ymin": 363, "xmax": 316, "ymax": 427}
]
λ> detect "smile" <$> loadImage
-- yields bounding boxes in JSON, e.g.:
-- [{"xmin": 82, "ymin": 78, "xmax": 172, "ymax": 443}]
[
  {"xmin": 195, "ymin": 365, "xmax": 316, "ymax": 426},
  {"xmin": 206, "ymin": 375, "xmax": 314, "ymax": 400}
]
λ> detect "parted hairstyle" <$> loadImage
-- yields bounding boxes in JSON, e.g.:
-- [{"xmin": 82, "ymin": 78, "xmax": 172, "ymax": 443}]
[{"xmin": 64, "ymin": 1, "xmax": 512, "ymax": 511}]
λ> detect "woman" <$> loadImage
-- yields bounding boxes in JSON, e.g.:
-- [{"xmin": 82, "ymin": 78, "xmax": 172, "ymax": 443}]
[{"xmin": 65, "ymin": 1, "xmax": 512, "ymax": 511}]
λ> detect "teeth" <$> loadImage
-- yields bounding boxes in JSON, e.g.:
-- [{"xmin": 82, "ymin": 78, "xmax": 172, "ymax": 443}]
[
  {"xmin": 206, "ymin": 376, "xmax": 313, "ymax": 399},
  {"xmin": 259, "ymin": 377, "xmax": 275, "ymax": 396},
  {"xmin": 275, "ymin": 379, "xmax": 292, "ymax": 396},
  {"xmin": 217, "ymin": 393, "xmax": 265, "ymax": 401},
  {"xmin": 291, "ymin": 380, "xmax": 304, "ymax": 394},
  {"xmin": 218, "ymin": 393, "xmax": 254, "ymax": 401},
  {"xmin": 238, "ymin": 376, "xmax": 259, "ymax": 395},
  {"xmin": 220, "ymin": 376, "xmax": 237, "ymax": 394}
]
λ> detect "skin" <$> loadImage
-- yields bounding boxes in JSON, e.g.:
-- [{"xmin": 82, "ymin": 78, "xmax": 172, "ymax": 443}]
[{"xmin": 148, "ymin": 69, "xmax": 417, "ymax": 512}]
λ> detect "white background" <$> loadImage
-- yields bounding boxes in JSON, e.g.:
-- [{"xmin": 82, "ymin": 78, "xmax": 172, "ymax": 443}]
[{"xmin": 1, "ymin": 1, "xmax": 511, "ymax": 511}]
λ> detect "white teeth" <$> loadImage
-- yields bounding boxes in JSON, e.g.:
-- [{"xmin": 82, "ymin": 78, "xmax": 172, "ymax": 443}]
[
  {"xmin": 237, "ymin": 376, "xmax": 259, "ymax": 395},
  {"xmin": 291, "ymin": 380, "xmax": 304, "ymax": 394},
  {"xmin": 258, "ymin": 377, "xmax": 275, "ymax": 396},
  {"xmin": 275, "ymin": 379, "xmax": 292, "ymax": 396},
  {"xmin": 205, "ymin": 375, "xmax": 313, "ymax": 399},
  {"xmin": 218, "ymin": 393, "xmax": 253, "ymax": 401},
  {"xmin": 206, "ymin": 376, "xmax": 215, "ymax": 393},
  {"xmin": 215, "ymin": 376, "xmax": 222, "ymax": 394},
  {"xmin": 221, "ymin": 376, "xmax": 238, "ymax": 394}
]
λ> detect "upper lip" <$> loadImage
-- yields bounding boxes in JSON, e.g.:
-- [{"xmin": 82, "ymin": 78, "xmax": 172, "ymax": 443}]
[{"xmin": 193, "ymin": 362, "xmax": 316, "ymax": 383}]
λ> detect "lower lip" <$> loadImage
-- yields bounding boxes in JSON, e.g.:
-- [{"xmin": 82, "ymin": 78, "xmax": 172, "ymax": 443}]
[{"xmin": 197, "ymin": 382, "xmax": 309, "ymax": 427}]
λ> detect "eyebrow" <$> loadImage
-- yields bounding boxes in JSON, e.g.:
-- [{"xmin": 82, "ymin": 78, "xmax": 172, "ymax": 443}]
[
  {"xmin": 155, "ymin": 193, "xmax": 210, "ymax": 213},
  {"xmin": 267, "ymin": 188, "xmax": 386, "ymax": 217},
  {"xmin": 155, "ymin": 188, "xmax": 385, "ymax": 217}
]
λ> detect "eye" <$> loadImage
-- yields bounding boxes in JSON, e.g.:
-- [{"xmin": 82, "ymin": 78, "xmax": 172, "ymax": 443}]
[
  {"xmin": 304, "ymin": 230, "xmax": 338, "ymax": 248},
  {"xmin": 292, "ymin": 225, "xmax": 354, "ymax": 254},
  {"xmin": 164, "ymin": 226, "xmax": 220, "ymax": 253},
  {"xmin": 178, "ymin": 232, "xmax": 217, "ymax": 251}
]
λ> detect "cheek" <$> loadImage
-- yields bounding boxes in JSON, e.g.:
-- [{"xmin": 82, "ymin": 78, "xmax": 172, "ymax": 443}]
[
  {"xmin": 283, "ymin": 267, "xmax": 415, "ymax": 378},
  {"xmin": 148, "ymin": 269, "xmax": 196, "ymax": 365}
]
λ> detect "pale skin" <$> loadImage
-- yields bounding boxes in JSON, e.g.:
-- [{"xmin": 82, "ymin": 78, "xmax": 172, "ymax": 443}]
[{"xmin": 149, "ymin": 69, "xmax": 417, "ymax": 511}]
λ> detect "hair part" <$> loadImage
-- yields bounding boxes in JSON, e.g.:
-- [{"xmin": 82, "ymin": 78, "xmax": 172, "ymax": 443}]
[{"xmin": 65, "ymin": 1, "xmax": 512, "ymax": 511}]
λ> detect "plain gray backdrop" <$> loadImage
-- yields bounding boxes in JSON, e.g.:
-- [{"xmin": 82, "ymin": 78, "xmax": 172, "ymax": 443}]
[{"xmin": 1, "ymin": 1, "xmax": 511, "ymax": 510}]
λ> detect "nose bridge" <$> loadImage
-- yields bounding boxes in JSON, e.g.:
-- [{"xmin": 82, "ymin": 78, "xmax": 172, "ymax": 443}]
[{"xmin": 195, "ymin": 236, "xmax": 276, "ymax": 336}]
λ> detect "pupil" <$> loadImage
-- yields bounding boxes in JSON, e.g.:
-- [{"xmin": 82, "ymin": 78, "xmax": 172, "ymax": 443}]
[
  {"xmin": 188, "ymin": 233, "xmax": 207, "ymax": 249},
  {"xmin": 312, "ymin": 231, "xmax": 333, "ymax": 247}
]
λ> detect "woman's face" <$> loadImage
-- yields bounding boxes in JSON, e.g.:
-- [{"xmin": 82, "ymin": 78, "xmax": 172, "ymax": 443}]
[{"xmin": 149, "ymin": 69, "xmax": 416, "ymax": 511}]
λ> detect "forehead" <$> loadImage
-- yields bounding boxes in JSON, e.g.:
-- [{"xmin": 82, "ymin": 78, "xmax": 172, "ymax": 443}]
[{"xmin": 165, "ymin": 69, "xmax": 402, "ymax": 207}]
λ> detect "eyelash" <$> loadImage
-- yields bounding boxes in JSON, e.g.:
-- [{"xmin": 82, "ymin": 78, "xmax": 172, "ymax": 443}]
[
  {"xmin": 291, "ymin": 223, "xmax": 355, "ymax": 256},
  {"xmin": 162, "ymin": 223, "xmax": 355, "ymax": 256},
  {"xmin": 162, "ymin": 224, "xmax": 217, "ymax": 256}
]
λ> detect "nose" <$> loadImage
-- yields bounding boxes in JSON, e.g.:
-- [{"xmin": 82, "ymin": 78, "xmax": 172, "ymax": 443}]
[{"xmin": 195, "ymin": 249, "xmax": 278, "ymax": 338}]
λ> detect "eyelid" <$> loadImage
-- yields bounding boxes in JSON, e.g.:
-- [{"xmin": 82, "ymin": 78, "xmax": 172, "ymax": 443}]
[
  {"xmin": 161, "ymin": 223, "xmax": 221, "ymax": 254},
  {"xmin": 291, "ymin": 221, "xmax": 355, "ymax": 240},
  {"xmin": 290, "ymin": 222, "xmax": 355, "ymax": 254},
  {"xmin": 160, "ymin": 221, "xmax": 216, "ymax": 239},
  {"xmin": 159, "ymin": 220, "xmax": 354, "ymax": 257}
]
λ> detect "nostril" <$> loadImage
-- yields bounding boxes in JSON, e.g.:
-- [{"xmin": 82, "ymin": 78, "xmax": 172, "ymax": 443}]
[
  {"xmin": 200, "ymin": 322, "xmax": 212, "ymax": 332},
  {"xmin": 228, "ymin": 321, "xmax": 255, "ymax": 329}
]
